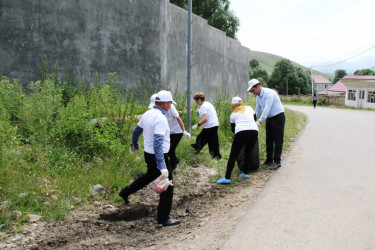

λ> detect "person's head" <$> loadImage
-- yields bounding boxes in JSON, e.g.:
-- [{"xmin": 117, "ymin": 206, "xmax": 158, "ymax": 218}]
[
  {"xmin": 193, "ymin": 92, "xmax": 205, "ymax": 105},
  {"xmin": 314, "ymin": 93, "xmax": 316, "ymax": 96},
  {"xmin": 231, "ymin": 96, "xmax": 243, "ymax": 110},
  {"xmin": 148, "ymin": 93, "xmax": 158, "ymax": 108},
  {"xmin": 155, "ymin": 90, "xmax": 176, "ymax": 111},
  {"xmin": 247, "ymin": 78, "xmax": 262, "ymax": 96}
]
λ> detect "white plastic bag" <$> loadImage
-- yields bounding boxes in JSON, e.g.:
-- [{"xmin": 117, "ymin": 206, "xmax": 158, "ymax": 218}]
[{"xmin": 152, "ymin": 176, "xmax": 173, "ymax": 194}]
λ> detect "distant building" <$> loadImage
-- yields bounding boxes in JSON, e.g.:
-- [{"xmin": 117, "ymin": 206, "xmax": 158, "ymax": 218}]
[
  {"xmin": 342, "ymin": 75, "xmax": 375, "ymax": 109},
  {"xmin": 323, "ymin": 80, "xmax": 347, "ymax": 95},
  {"xmin": 311, "ymin": 75, "xmax": 333, "ymax": 93}
]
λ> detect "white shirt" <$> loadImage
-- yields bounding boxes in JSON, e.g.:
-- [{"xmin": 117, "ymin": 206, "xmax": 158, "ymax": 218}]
[
  {"xmin": 167, "ymin": 104, "xmax": 182, "ymax": 134},
  {"xmin": 199, "ymin": 101, "xmax": 219, "ymax": 128},
  {"xmin": 138, "ymin": 108, "xmax": 170, "ymax": 154},
  {"xmin": 230, "ymin": 106, "xmax": 258, "ymax": 134}
]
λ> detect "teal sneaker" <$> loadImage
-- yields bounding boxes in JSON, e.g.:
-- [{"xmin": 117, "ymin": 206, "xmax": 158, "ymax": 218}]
[
  {"xmin": 240, "ymin": 173, "xmax": 249, "ymax": 179},
  {"xmin": 217, "ymin": 177, "xmax": 231, "ymax": 184}
]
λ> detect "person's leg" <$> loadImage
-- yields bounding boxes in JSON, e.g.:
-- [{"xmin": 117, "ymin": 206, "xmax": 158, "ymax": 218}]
[
  {"xmin": 242, "ymin": 130, "xmax": 259, "ymax": 175},
  {"xmin": 207, "ymin": 126, "xmax": 221, "ymax": 159},
  {"xmin": 168, "ymin": 133, "xmax": 183, "ymax": 169},
  {"xmin": 225, "ymin": 132, "xmax": 246, "ymax": 179},
  {"xmin": 119, "ymin": 152, "xmax": 160, "ymax": 197},
  {"xmin": 192, "ymin": 129, "xmax": 208, "ymax": 154},
  {"xmin": 273, "ymin": 114, "xmax": 285, "ymax": 164},
  {"xmin": 157, "ymin": 154, "xmax": 174, "ymax": 224},
  {"xmin": 265, "ymin": 119, "xmax": 274, "ymax": 163}
]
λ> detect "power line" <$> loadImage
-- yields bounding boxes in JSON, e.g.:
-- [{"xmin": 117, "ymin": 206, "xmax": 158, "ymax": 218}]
[{"xmin": 312, "ymin": 42, "xmax": 375, "ymax": 68}]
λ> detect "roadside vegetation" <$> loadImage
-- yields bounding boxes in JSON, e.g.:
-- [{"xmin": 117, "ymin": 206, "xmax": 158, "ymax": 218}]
[{"xmin": 0, "ymin": 69, "xmax": 305, "ymax": 233}]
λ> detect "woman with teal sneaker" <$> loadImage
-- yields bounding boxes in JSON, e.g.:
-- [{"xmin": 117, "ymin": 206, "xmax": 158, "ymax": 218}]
[{"xmin": 217, "ymin": 97, "xmax": 259, "ymax": 184}]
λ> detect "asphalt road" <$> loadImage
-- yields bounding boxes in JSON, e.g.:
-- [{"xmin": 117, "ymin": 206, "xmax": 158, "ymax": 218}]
[{"xmin": 222, "ymin": 105, "xmax": 375, "ymax": 249}]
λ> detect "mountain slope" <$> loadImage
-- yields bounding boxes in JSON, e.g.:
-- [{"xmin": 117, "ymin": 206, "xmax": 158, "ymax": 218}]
[{"xmin": 250, "ymin": 50, "xmax": 332, "ymax": 80}]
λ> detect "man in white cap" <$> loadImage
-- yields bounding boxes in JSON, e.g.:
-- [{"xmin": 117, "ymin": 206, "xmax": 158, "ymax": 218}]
[
  {"xmin": 118, "ymin": 90, "xmax": 180, "ymax": 227},
  {"xmin": 148, "ymin": 93, "xmax": 191, "ymax": 169},
  {"xmin": 247, "ymin": 79, "xmax": 285, "ymax": 170}
]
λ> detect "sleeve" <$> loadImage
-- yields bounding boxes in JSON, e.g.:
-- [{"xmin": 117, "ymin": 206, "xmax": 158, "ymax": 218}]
[
  {"xmin": 170, "ymin": 104, "xmax": 179, "ymax": 118},
  {"xmin": 198, "ymin": 105, "xmax": 207, "ymax": 118},
  {"xmin": 254, "ymin": 98, "xmax": 261, "ymax": 121},
  {"xmin": 259, "ymin": 94, "xmax": 274, "ymax": 123},
  {"xmin": 154, "ymin": 134, "xmax": 166, "ymax": 170},
  {"xmin": 131, "ymin": 125, "xmax": 143, "ymax": 149}
]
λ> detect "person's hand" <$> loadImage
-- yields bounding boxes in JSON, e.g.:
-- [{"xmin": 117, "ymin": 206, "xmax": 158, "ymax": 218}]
[
  {"xmin": 192, "ymin": 124, "xmax": 198, "ymax": 130},
  {"xmin": 160, "ymin": 169, "xmax": 169, "ymax": 179},
  {"xmin": 129, "ymin": 143, "xmax": 139, "ymax": 154},
  {"xmin": 256, "ymin": 121, "xmax": 261, "ymax": 127},
  {"xmin": 183, "ymin": 131, "xmax": 191, "ymax": 139}
]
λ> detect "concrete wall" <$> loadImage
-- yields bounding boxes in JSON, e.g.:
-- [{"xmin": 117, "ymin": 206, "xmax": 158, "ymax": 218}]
[{"xmin": 1, "ymin": 0, "xmax": 250, "ymax": 99}]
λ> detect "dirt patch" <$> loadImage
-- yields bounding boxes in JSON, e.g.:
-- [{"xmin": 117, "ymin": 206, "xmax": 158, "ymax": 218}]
[{"xmin": 0, "ymin": 165, "xmax": 274, "ymax": 249}]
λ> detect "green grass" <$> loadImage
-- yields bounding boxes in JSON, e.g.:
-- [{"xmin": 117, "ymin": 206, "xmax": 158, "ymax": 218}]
[{"xmin": 0, "ymin": 74, "xmax": 306, "ymax": 232}]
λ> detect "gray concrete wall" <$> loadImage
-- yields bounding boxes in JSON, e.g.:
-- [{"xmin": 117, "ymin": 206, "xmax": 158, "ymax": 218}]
[{"xmin": 1, "ymin": 0, "xmax": 250, "ymax": 99}]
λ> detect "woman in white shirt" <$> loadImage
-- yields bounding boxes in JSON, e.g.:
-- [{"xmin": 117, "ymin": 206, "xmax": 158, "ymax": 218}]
[{"xmin": 217, "ymin": 97, "xmax": 258, "ymax": 184}]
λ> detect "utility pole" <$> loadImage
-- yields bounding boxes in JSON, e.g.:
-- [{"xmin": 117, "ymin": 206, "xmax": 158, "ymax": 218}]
[
  {"xmin": 187, "ymin": 0, "xmax": 192, "ymax": 133},
  {"xmin": 310, "ymin": 66, "xmax": 314, "ymax": 97}
]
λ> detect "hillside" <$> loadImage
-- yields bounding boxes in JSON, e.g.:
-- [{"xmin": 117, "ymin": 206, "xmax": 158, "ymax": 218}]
[{"xmin": 250, "ymin": 50, "xmax": 333, "ymax": 80}]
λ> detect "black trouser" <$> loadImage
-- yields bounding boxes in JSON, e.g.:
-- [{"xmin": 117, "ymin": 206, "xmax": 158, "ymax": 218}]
[
  {"xmin": 313, "ymin": 100, "xmax": 317, "ymax": 108},
  {"xmin": 265, "ymin": 112, "xmax": 285, "ymax": 164},
  {"xmin": 225, "ymin": 130, "xmax": 258, "ymax": 179},
  {"xmin": 119, "ymin": 152, "xmax": 173, "ymax": 224},
  {"xmin": 168, "ymin": 133, "xmax": 183, "ymax": 169},
  {"xmin": 194, "ymin": 126, "xmax": 221, "ymax": 159}
]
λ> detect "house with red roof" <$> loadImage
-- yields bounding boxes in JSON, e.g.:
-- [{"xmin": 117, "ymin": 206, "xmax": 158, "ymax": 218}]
[
  {"xmin": 342, "ymin": 75, "xmax": 375, "ymax": 109},
  {"xmin": 311, "ymin": 75, "xmax": 332, "ymax": 93},
  {"xmin": 324, "ymin": 80, "xmax": 347, "ymax": 95}
]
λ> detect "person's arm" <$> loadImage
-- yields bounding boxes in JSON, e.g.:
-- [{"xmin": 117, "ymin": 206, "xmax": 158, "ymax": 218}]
[
  {"xmin": 153, "ymin": 134, "xmax": 167, "ymax": 170},
  {"xmin": 254, "ymin": 100, "xmax": 261, "ymax": 122},
  {"xmin": 231, "ymin": 123, "xmax": 235, "ymax": 133},
  {"xmin": 197, "ymin": 113, "xmax": 208, "ymax": 126},
  {"xmin": 176, "ymin": 117, "xmax": 185, "ymax": 131},
  {"xmin": 131, "ymin": 125, "xmax": 143, "ymax": 151},
  {"xmin": 177, "ymin": 116, "xmax": 191, "ymax": 138},
  {"xmin": 258, "ymin": 95, "xmax": 274, "ymax": 123}
]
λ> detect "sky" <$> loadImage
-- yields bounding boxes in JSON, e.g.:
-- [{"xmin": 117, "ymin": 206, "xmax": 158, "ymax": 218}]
[{"xmin": 229, "ymin": 0, "xmax": 375, "ymax": 67}]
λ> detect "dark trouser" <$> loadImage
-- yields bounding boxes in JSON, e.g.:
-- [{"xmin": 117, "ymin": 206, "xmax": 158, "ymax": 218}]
[
  {"xmin": 168, "ymin": 133, "xmax": 183, "ymax": 169},
  {"xmin": 265, "ymin": 112, "xmax": 285, "ymax": 164},
  {"xmin": 313, "ymin": 100, "xmax": 317, "ymax": 108},
  {"xmin": 225, "ymin": 130, "xmax": 258, "ymax": 179},
  {"xmin": 119, "ymin": 152, "xmax": 173, "ymax": 224},
  {"xmin": 194, "ymin": 126, "xmax": 221, "ymax": 159}
]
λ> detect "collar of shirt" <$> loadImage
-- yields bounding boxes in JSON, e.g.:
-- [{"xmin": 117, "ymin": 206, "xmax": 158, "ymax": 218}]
[
  {"xmin": 154, "ymin": 106, "xmax": 168, "ymax": 116},
  {"xmin": 259, "ymin": 87, "xmax": 265, "ymax": 98}
]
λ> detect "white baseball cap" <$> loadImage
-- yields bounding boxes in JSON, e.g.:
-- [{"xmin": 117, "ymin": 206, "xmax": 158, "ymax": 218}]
[
  {"xmin": 247, "ymin": 79, "xmax": 260, "ymax": 91},
  {"xmin": 155, "ymin": 90, "xmax": 176, "ymax": 104},
  {"xmin": 148, "ymin": 94, "xmax": 157, "ymax": 108},
  {"xmin": 231, "ymin": 96, "xmax": 243, "ymax": 104}
]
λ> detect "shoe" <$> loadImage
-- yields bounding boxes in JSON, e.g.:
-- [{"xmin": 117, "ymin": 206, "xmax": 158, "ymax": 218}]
[
  {"xmin": 240, "ymin": 173, "xmax": 249, "ymax": 179},
  {"xmin": 270, "ymin": 162, "xmax": 281, "ymax": 170},
  {"xmin": 262, "ymin": 159, "xmax": 273, "ymax": 165},
  {"xmin": 217, "ymin": 177, "xmax": 231, "ymax": 184},
  {"xmin": 162, "ymin": 218, "xmax": 181, "ymax": 227},
  {"xmin": 118, "ymin": 190, "xmax": 129, "ymax": 204}
]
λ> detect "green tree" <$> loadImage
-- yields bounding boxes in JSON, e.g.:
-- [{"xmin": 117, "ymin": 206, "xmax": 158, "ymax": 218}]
[
  {"xmin": 170, "ymin": 0, "xmax": 239, "ymax": 39},
  {"xmin": 268, "ymin": 59, "xmax": 310, "ymax": 95},
  {"xmin": 249, "ymin": 65, "xmax": 269, "ymax": 87},
  {"xmin": 333, "ymin": 69, "xmax": 347, "ymax": 84},
  {"xmin": 354, "ymin": 68, "xmax": 375, "ymax": 75},
  {"xmin": 250, "ymin": 59, "xmax": 259, "ymax": 69}
]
